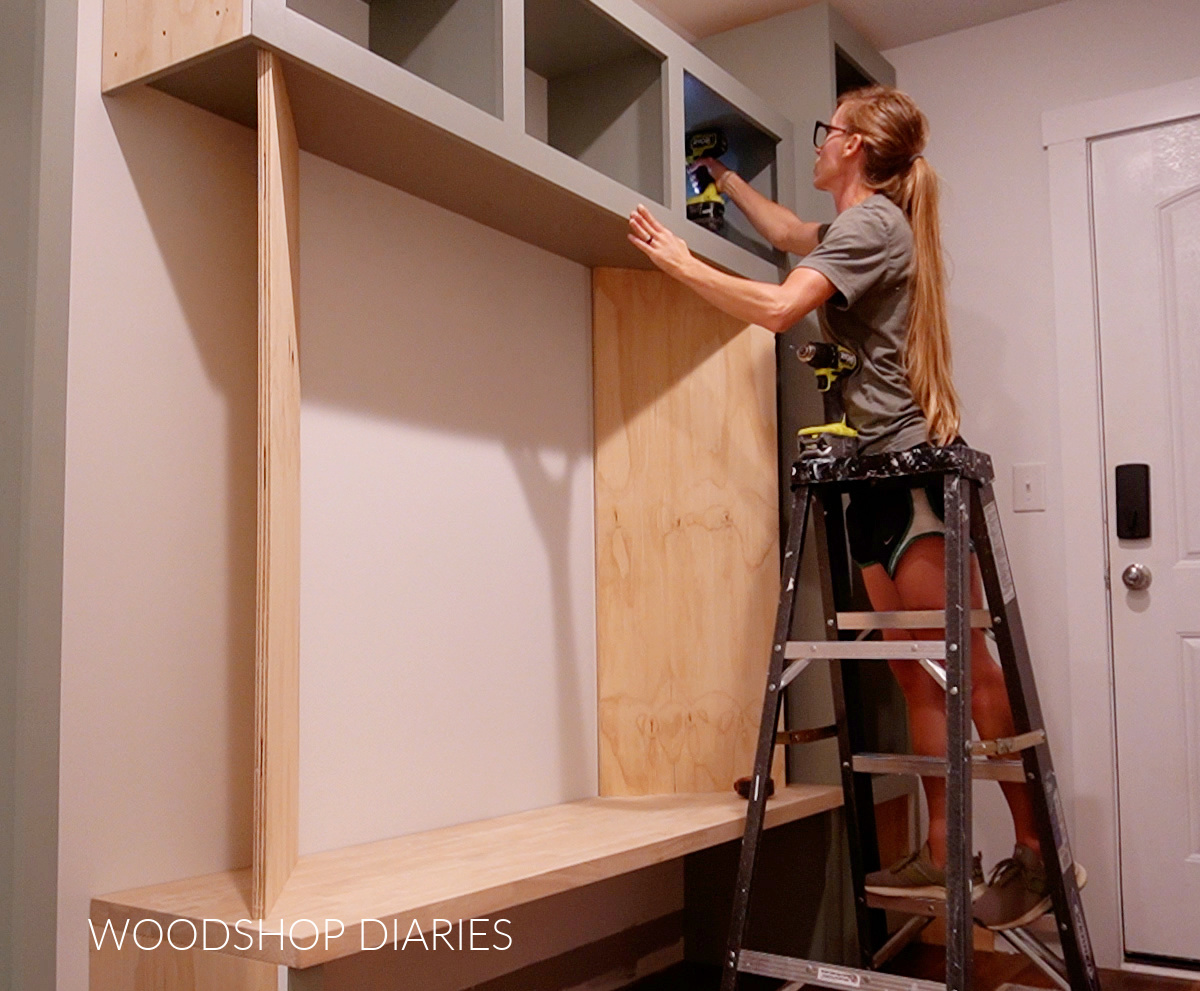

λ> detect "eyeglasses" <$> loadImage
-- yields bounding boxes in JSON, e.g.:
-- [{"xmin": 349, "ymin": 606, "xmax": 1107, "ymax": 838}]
[{"xmin": 813, "ymin": 121, "xmax": 852, "ymax": 149}]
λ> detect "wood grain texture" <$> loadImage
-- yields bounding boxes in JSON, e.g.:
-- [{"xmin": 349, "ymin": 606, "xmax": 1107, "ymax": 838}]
[
  {"xmin": 255, "ymin": 48, "xmax": 301, "ymax": 920},
  {"xmin": 593, "ymin": 269, "xmax": 780, "ymax": 796},
  {"xmin": 90, "ymin": 897, "xmax": 276, "ymax": 991},
  {"xmin": 92, "ymin": 785, "xmax": 842, "ymax": 968},
  {"xmin": 102, "ymin": 0, "xmax": 245, "ymax": 92}
]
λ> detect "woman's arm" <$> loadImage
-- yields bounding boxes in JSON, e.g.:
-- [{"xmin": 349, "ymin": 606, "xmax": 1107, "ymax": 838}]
[
  {"xmin": 695, "ymin": 158, "xmax": 822, "ymax": 256},
  {"xmin": 628, "ymin": 204, "xmax": 834, "ymax": 334}
]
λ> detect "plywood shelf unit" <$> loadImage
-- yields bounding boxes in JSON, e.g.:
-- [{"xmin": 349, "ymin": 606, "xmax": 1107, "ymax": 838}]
[
  {"xmin": 92, "ymin": 785, "xmax": 842, "ymax": 969},
  {"xmin": 104, "ymin": 0, "xmax": 794, "ymax": 280},
  {"xmin": 95, "ymin": 2, "xmax": 818, "ymax": 982}
]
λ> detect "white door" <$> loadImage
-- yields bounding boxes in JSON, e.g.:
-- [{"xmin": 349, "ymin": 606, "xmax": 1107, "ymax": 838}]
[{"xmin": 1091, "ymin": 116, "xmax": 1200, "ymax": 964}]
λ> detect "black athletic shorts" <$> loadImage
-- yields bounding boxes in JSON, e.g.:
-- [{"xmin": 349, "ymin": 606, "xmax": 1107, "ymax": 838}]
[
  {"xmin": 845, "ymin": 477, "xmax": 947, "ymax": 576},
  {"xmin": 844, "ymin": 438, "xmax": 973, "ymax": 575}
]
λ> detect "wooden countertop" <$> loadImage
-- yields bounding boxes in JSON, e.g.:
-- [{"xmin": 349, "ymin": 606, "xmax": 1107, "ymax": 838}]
[{"xmin": 92, "ymin": 785, "xmax": 842, "ymax": 968}]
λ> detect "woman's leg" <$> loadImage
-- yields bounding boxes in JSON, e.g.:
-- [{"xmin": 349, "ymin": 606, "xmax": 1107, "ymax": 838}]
[
  {"xmin": 859, "ymin": 561, "xmax": 952, "ymax": 864},
  {"xmin": 889, "ymin": 536, "xmax": 1041, "ymax": 862}
]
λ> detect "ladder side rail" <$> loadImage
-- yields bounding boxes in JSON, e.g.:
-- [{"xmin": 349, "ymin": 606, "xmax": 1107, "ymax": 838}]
[
  {"xmin": 720, "ymin": 484, "xmax": 813, "ymax": 991},
  {"xmin": 968, "ymin": 482, "xmax": 1101, "ymax": 991},
  {"xmin": 943, "ymin": 472, "xmax": 974, "ymax": 991},
  {"xmin": 814, "ymin": 485, "xmax": 887, "ymax": 965}
]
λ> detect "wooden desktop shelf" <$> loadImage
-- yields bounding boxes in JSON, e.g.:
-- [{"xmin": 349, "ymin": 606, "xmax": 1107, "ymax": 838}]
[{"xmin": 92, "ymin": 785, "xmax": 842, "ymax": 969}]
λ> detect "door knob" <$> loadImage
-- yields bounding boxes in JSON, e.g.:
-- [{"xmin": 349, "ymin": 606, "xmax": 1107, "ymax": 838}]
[{"xmin": 1122, "ymin": 563, "xmax": 1152, "ymax": 591}]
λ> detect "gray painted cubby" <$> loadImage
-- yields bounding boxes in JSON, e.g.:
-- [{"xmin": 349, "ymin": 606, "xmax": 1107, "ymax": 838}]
[
  {"xmin": 286, "ymin": 0, "xmax": 504, "ymax": 117},
  {"xmin": 120, "ymin": 0, "xmax": 795, "ymax": 280},
  {"xmin": 683, "ymin": 70, "xmax": 779, "ymax": 262},
  {"xmin": 525, "ymin": 0, "xmax": 665, "ymax": 202}
]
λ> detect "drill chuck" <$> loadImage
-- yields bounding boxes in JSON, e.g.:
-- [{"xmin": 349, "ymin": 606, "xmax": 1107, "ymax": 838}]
[{"xmin": 796, "ymin": 341, "xmax": 857, "ymax": 392}]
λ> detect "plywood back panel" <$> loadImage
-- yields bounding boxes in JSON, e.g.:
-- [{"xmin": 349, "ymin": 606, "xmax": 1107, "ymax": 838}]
[
  {"xmin": 102, "ymin": 0, "xmax": 246, "ymax": 92},
  {"xmin": 593, "ymin": 269, "xmax": 780, "ymax": 796}
]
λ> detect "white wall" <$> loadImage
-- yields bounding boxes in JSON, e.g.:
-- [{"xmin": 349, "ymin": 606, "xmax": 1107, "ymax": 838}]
[
  {"xmin": 56, "ymin": 75, "xmax": 260, "ymax": 991},
  {"xmin": 884, "ymin": 0, "xmax": 1200, "ymax": 964},
  {"xmin": 298, "ymin": 155, "xmax": 596, "ymax": 852},
  {"xmin": 55, "ymin": 1, "xmax": 596, "ymax": 989}
]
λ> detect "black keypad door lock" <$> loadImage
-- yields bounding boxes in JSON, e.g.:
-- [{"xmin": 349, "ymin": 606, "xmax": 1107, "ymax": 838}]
[{"xmin": 1115, "ymin": 463, "xmax": 1150, "ymax": 540}]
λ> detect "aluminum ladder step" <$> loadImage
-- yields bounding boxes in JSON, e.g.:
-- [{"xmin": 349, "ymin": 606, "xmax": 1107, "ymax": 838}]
[
  {"xmin": 738, "ymin": 949, "xmax": 945, "ymax": 991},
  {"xmin": 837, "ymin": 609, "xmax": 993, "ymax": 630},
  {"xmin": 852, "ymin": 752, "xmax": 1026, "ymax": 782},
  {"xmin": 785, "ymin": 640, "xmax": 947, "ymax": 660}
]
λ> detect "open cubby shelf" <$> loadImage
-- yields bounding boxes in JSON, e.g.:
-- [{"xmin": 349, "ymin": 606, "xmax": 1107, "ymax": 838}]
[
  {"xmin": 525, "ymin": 0, "xmax": 665, "ymax": 202},
  {"xmin": 108, "ymin": 0, "xmax": 793, "ymax": 281},
  {"xmin": 683, "ymin": 70, "xmax": 780, "ymax": 263},
  {"xmin": 285, "ymin": 0, "xmax": 504, "ymax": 117}
]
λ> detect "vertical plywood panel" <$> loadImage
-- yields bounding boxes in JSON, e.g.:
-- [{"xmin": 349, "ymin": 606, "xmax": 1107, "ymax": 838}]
[
  {"xmin": 256, "ymin": 49, "xmax": 301, "ymax": 918},
  {"xmin": 593, "ymin": 269, "xmax": 780, "ymax": 796},
  {"xmin": 102, "ymin": 0, "xmax": 245, "ymax": 92}
]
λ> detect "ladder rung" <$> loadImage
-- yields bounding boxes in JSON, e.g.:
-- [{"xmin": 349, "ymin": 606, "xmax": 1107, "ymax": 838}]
[
  {"xmin": 865, "ymin": 891, "xmax": 948, "ymax": 918},
  {"xmin": 785, "ymin": 640, "xmax": 946, "ymax": 660},
  {"xmin": 776, "ymin": 725, "xmax": 838, "ymax": 746},
  {"xmin": 738, "ymin": 949, "xmax": 945, "ymax": 991},
  {"xmin": 837, "ymin": 608, "xmax": 993, "ymax": 630},
  {"xmin": 973, "ymin": 729, "xmax": 1045, "ymax": 756},
  {"xmin": 852, "ymin": 752, "xmax": 1026, "ymax": 782}
]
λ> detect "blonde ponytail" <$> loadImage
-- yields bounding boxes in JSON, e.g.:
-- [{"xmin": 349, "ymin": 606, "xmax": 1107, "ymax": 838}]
[{"xmin": 838, "ymin": 88, "xmax": 961, "ymax": 446}]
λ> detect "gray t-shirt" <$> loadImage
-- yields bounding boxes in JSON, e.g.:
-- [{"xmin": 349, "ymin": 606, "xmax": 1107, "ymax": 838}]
[{"xmin": 796, "ymin": 193, "xmax": 929, "ymax": 455}]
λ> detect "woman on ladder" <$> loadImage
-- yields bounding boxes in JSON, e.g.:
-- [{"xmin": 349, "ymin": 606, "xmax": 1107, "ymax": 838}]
[{"xmin": 627, "ymin": 84, "xmax": 1047, "ymax": 931}]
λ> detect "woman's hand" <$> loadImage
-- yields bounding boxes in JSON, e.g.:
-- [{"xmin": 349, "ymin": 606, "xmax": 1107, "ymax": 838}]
[
  {"xmin": 628, "ymin": 204, "xmax": 694, "ymax": 279},
  {"xmin": 691, "ymin": 157, "xmax": 731, "ymax": 187}
]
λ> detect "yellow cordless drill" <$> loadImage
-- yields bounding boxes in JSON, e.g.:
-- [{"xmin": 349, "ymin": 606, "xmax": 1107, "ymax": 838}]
[
  {"xmin": 686, "ymin": 130, "xmax": 727, "ymax": 231},
  {"xmin": 795, "ymin": 341, "xmax": 860, "ymax": 458}
]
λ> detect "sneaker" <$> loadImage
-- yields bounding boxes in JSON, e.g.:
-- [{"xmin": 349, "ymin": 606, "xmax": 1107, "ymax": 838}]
[
  {"xmin": 973, "ymin": 843, "xmax": 1051, "ymax": 930},
  {"xmin": 864, "ymin": 842, "xmax": 984, "ymax": 900}
]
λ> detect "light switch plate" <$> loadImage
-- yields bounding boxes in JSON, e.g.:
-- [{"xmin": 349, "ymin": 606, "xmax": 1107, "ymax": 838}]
[{"xmin": 1013, "ymin": 463, "xmax": 1046, "ymax": 512}]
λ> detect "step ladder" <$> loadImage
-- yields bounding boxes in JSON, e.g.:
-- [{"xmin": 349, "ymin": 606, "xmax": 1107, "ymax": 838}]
[{"xmin": 721, "ymin": 444, "xmax": 1100, "ymax": 991}]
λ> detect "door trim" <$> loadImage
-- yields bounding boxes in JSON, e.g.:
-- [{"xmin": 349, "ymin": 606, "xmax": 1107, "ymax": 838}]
[{"xmin": 1044, "ymin": 74, "xmax": 1200, "ymax": 970}]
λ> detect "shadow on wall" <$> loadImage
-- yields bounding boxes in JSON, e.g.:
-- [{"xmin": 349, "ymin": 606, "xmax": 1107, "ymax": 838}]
[{"xmin": 106, "ymin": 88, "xmax": 258, "ymax": 865}]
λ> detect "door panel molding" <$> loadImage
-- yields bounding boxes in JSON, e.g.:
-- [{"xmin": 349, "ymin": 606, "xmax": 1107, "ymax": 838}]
[{"xmin": 1159, "ymin": 187, "xmax": 1200, "ymax": 560}]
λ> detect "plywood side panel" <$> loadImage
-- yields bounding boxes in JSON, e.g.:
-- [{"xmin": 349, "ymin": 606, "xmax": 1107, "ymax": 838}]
[
  {"xmin": 255, "ymin": 48, "xmax": 301, "ymax": 919},
  {"xmin": 102, "ymin": 0, "xmax": 245, "ymax": 92},
  {"xmin": 593, "ymin": 269, "xmax": 780, "ymax": 796}
]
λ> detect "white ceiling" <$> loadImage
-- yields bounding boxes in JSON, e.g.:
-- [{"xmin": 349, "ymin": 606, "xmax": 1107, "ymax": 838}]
[{"xmin": 629, "ymin": 0, "xmax": 1067, "ymax": 50}]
